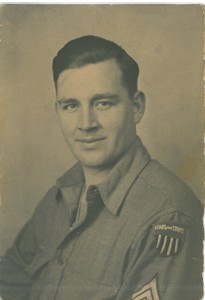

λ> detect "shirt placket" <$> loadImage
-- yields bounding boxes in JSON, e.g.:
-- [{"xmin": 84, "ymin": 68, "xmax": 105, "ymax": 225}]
[{"xmin": 40, "ymin": 185, "xmax": 103, "ymax": 300}]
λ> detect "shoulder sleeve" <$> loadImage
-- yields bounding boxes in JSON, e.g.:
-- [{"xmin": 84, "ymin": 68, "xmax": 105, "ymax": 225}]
[
  {"xmin": 0, "ymin": 185, "xmax": 58, "ymax": 300},
  {"xmin": 116, "ymin": 211, "xmax": 203, "ymax": 300},
  {"xmin": 0, "ymin": 217, "xmax": 35, "ymax": 300}
]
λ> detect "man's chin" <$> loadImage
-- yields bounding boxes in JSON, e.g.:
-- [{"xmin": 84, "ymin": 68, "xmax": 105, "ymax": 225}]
[
  {"xmin": 71, "ymin": 148, "xmax": 124, "ymax": 171},
  {"xmin": 74, "ymin": 154, "xmax": 110, "ymax": 170},
  {"xmin": 78, "ymin": 159, "xmax": 106, "ymax": 169}
]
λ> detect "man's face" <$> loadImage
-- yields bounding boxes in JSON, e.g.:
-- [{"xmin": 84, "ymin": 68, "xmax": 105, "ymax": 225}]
[{"xmin": 56, "ymin": 59, "xmax": 141, "ymax": 170}]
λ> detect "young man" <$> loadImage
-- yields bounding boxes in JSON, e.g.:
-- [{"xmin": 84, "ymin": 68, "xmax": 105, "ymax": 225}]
[{"xmin": 0, "ymin": 35, "xmax": 203, "ymax": 300}]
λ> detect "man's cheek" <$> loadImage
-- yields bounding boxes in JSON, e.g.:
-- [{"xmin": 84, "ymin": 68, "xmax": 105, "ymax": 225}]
[{"xmin": 111, "ymin": 123, "xmax": 124, "ymax": 135}]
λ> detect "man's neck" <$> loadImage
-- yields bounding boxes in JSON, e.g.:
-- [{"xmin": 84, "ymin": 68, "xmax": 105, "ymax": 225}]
[{"xmin": 82, "ymin": 164, "xmax": 114, "ymax": 186}]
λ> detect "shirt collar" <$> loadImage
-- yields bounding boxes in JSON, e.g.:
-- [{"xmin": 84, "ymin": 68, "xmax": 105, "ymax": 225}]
[
  {"xmin": 96, "ymin": 136, "xmax": 151, "ymax": 215},
  {"xmin": 56, "ymin": 136, "xmax": 151, "ymax": 215}
]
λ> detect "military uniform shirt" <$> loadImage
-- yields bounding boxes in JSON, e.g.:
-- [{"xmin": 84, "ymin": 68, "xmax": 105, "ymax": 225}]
[{"xmin": 0, "ymin": 137, "xmax": 203, "ymax": 300}]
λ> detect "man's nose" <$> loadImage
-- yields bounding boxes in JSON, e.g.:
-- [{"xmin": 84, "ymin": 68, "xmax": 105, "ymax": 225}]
[{"xmin": 78, "ymin": 107, "xmax": 98, "ymax": 131}]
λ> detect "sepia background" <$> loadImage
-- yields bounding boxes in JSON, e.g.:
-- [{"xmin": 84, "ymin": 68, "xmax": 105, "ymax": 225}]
[{"xmin": 0, "ymin": 5, "xmax": 204, "ymax": 254}]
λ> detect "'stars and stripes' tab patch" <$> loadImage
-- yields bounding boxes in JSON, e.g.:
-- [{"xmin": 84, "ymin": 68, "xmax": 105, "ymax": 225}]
[
  {"xmin": 152, "ymin": 222, "xmax": 186, "ymax": 257},
  {"xmin": 131, "ymin": 276, "xmax": 160, "ymax": 300}
]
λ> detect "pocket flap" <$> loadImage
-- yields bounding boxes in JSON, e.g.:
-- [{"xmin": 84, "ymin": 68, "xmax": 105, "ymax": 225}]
[{"xmin": 25, "ymin": 254, "xmax": 50, "ymax": 277}]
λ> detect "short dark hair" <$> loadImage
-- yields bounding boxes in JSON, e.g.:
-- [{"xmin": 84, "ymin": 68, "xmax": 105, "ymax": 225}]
[{"xmin": 52, "ymin": 35, "xmax": 139, "ymax": 97}]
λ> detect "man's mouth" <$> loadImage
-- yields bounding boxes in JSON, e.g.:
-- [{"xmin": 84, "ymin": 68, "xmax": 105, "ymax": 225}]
[{"xmin": 75, "ymin": 137, "xmax": 106, "ymax": 144}]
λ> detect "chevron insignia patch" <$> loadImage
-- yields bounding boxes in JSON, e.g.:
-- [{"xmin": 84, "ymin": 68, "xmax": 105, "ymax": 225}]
[
  {"xmin": 131, "ymin": 276, "xmax": 160, "ymax": 300},
  {"xmin": 153, "ymin": 222, "xmax": 186, "ymax": 257}
]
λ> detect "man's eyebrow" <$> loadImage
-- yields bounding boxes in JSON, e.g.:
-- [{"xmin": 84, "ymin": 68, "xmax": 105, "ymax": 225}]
[
  {"xmin": 56, "ymin": 98, "xmax": 78, "ymax": 104},
  {"xmin": 91, "ymin": 93, "xmax": 120, "ymax": 102}
]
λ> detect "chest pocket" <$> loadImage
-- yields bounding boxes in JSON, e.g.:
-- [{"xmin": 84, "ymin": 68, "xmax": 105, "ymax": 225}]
[{"xmin": 55, "ymin": 266, "xmax": 119, "ymax": 300}]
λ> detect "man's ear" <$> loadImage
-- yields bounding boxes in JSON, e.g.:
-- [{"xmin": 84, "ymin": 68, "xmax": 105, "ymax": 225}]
[{"xmin": 132, "ymin": 91, "xmax": 146, "ymax": 124}]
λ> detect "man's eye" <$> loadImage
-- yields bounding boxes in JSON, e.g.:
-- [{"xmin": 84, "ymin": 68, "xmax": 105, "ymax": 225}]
[
  {"xmin": 95, "ymin": 101, "xmax": 113, "ymax": 110},
  {"xmin": 60, "ymin": 102, "xmax": 79, "ymax": 112}
]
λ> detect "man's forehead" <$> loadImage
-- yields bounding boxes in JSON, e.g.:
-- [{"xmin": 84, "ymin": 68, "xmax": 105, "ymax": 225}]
[
  {"xmin": 57, "ymin": 59, "xmax": 122, "ymax": 87},
  {"xmin": 56, "ymin": 59, "xmax": 127, "ymax": 101}
]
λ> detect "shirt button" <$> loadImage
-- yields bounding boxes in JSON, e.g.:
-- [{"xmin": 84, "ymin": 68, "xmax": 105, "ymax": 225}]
[{"xmin": 88, "ymin": 185, "xmax": 98, "ymax": 193}]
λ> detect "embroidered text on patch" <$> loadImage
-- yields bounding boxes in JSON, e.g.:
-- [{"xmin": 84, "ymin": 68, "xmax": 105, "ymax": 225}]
[
  {"xmin": 131, "ymin": 276, "xmax": 160, "ymax": 300},
  {"xmin": 153, "ymin": 224, "xmax": 184, "ymax": 234}
]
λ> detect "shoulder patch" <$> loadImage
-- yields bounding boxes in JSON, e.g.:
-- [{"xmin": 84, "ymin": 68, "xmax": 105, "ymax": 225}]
[
  {"xmin": 152, "ymin": 222, "xmax": 186, "ymax": 257},
  {"xmin": 131, "ymin": 276, "xmax": 160, "ymax": 300}
]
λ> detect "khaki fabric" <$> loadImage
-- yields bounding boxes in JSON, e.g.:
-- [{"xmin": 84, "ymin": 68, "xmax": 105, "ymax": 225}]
[{"xmin": 0, "ymin": 137, "xmax": 203, "ymax": 300}]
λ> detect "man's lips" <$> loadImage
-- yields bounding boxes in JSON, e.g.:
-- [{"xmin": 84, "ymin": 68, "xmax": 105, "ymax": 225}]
[{"xmin": 75, "ymin": 137, "xmax": 106, "ymax": 143}]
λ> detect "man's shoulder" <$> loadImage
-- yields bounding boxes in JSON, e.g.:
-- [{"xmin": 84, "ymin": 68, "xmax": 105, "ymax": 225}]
[
  {"xmin": 141, "ymin": 160, "xmax": 199, "ymax": 197},
  {"xmin": 136, "ymin": 159, "xmax": 203, "ymax": 218}
]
